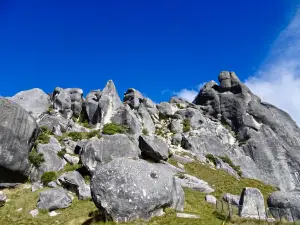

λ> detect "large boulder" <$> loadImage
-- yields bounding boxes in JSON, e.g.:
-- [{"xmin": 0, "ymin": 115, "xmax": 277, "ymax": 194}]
[
  {"xmin": 157, "ymin": 102, "xmax": 174, "ymax": 117},
  {"xmin": 85, "ymin": 90, "xmax": 102, "ymax": 125},
  {"xmin": 111, "ymin": 105, "xmax": 141, "ymax": 137},
  {"xmin": 123, "ymin": 88, "xmax": 143, "ymax": 109},
  {"xmin": 9, "ymin": 88, "xmax": 51, "ymax": 119},
  {"xmin": 138, "ymin": 103, "xmax": 155, "ymax": 135},
  {"xmin": 91, "ymin": 158, "xmax": 184, "ymax": 222},
  {"xmin": 239, "ymin": 187, "xmax": 266, "ymax": 220},
  {"xmin": 37, "ymin": 188, "xmax": 72, "ymax": 211},
  {"xmin": 52, "ymin": 88, "xmax": 83, "ymax": 119},
  {"xmin": 30, "ymin": 137, "xmax": 66, "ymax": 181},
  {"xmin": 139, "ymin": 135, "xmax": 169, "ymax": 162},
  {"xmin": 98, "ymin": 80, "xmax": 123, "ymax": 125},
  {"xmin": 175, "ymin": 108, "xmax": 205, "ymax": 129},
  {"xmin": 193, "ymin": 71, "xmax": 300, "ymax": 191},
  {"xmin": 58, "ymin": 171, "xmax": 91, "ymax": 200},
  {"xmin": 176, "ymin": 174, "xmax": 214, "ymax": 193},
  {"xmin": 38, "ymin": 114, "xmax": 71, "ymax": 135},
  {"xmin": 81, "ymin": 134, "xmax": 140, "ymax": 174},
  {"xmin": 0, "ymin": 98, "xmax": 38, "ymax": 183},
  {"xmin": 267, "ymin": 191, "xmax": 300, "ymax": 222}
]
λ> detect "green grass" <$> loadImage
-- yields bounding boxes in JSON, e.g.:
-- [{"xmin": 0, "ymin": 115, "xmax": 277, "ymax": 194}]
[
  {"xmin": 0, "ymin": 161, "xmax": 279, "ymax": 225},
  {"xmin": 102, "ymin": 123, "xmax": 128, "ymax": 135},
  {"xmin": 182, "ymin": 119, "xmax": 191, "ymax": 132}
]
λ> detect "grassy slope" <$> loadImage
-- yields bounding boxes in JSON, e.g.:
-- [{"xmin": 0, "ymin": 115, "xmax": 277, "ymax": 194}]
[{"xmin": 0, "ymin": 161, "xmax": 286, "ymax": 225}]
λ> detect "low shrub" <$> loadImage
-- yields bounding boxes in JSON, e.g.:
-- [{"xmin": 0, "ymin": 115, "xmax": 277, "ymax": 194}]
[
  {"xmin": 68, "ymin": 132, "xmax": 83, "ymax": 141},
  {"xmin": 87, "ymin": 130, "xmax": 100, "ymax": 139},
  {"xmin": 41, "ymin": 171, "xmax": 57, "ymax": 184},
  {"xmin": 206, "ymin": 154, "xmax": 217, "ymax": 166},
  {"xmin": 102, "ymin": 123, "xmax": 128, "ymax": 135},
  {"xmin": 142, "ymin": 128, "xmax": 149, "ymax": 136},
  {"xmin": 28, "ymin": 149, "xmax": 45, "ymax": 167},
  {"xmin": 219, "ymin": 155, "xmax": 242, "ymax": 176},
  {"xmin": 182, "ymin": 119, "xmax": 191, "ymax": 132},
  {"xmin": 57, "ymin": 149, "xmax": 66, "ymax": 158}
]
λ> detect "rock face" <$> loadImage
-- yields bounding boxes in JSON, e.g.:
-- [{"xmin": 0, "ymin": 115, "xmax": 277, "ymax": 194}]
[
  {"xmin": 139, "ymin": 135, "xmax": 169, "ymax": 162},
  {"xmin": 267, "ymin": 191, "xmax": 300, "ymax": 222},
  {"xmin": 52, "ymin": 88, "xmax": 83, "ymax": 119},
  {"xmin": 30, "ymin": 137, "xmax": 66, "ymax": 181},
  {"xmin": 91, "ymin": 158, "xmax": 184, "ymax": 222},
  {"xmin": 37, "ymin": 188, "xmax": 72, "ymax": 211},
  {"xmin": 85, "ymin": 90, "xmax": 102, "ymax": 125},
  {"xmin": 9, "ymin": 88, "xmax": 51, "ymax": 119},
  {"xmin": 0, "ymin": 98, "xmax": 38, "ymax": 183},
  {"xmin": 193, "ymin": 71, "xmax": 300, "ymax": 191},
  {"xmin": 98, "ymin": 80, "xmax": 123, "ymax": 125},
  {"xmin": 123, "ymin": 88, "xmax": 143, "ymax": 109},
  {"xmin": 239, "ymin": 188, "xmax": 266, "ymax": 220},
  {"xmin": 81, "ymin": 135, "xmax": 140, "ymax": 174}
]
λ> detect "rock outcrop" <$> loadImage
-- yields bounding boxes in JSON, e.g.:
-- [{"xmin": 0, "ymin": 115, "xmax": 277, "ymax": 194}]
[
  {"xmin": 0, "ymin": 98, "xmax": 38, "ymax": 183},
  {"xmin": 267, "ymin": 191, "xmax": 300, "ymax": 222},
  {"xmin": 193, "ymin": 71, "xmax": 300, "ymax": 191},
  {"xmin": 9, "ymin": 88, "xmax": 51, "ymax": 119},
  {"xmin": 37, "ymin": 188, "xmax": 72, "ymax": 211}
]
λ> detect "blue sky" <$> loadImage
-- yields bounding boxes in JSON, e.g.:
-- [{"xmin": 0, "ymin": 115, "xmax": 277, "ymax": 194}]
[{"xmin": 1, "ymin": 0, "xmax": 300, "ymax": 122}]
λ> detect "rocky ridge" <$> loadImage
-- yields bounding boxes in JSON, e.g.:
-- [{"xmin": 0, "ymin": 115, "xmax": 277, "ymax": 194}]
[{"xmin": 0, "ymin": 72, "xmax": 300, "ymax": 224}]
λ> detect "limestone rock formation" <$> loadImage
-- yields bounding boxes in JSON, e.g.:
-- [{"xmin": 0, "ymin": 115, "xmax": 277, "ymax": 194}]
[
  {"xmin": 9, "ymin": 88, "xmax": 51, "ymax": 119},
  {"xmin": 91, "ymin": 158, "xmax": 184, "ymax": 222},
  {"xmin": 0, "ymin": 98, "xmax": 38, "ymax": 183}
]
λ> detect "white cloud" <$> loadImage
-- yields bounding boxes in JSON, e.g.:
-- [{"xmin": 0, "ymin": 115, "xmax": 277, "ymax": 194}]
[
  {"xmin": 245, "ymin": 8, "xmax": 300, "ymax": 124},
  {"xmin": 175, "ymin": 89, "xmax": 198, "ymax": 102},
  {"xmin": 175, "ymin": 82, "xmax": 207, "ymax": 102}
]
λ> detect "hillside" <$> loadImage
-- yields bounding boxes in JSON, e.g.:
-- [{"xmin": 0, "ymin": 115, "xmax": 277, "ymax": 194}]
[{"xmin": 0, "ymin": 71, "xmax": 300, "ymax": 224}]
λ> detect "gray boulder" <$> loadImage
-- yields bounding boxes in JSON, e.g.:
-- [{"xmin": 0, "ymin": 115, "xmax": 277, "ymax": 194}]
[
  {"xmin": 138, "ymin": 103, "xmax": 155, "ymax": 135},
  {"xmin": 193, "ymin": 71, "xmax": 300, "ymax": 191},
  {"xmin": 170, "ymin": 119, "xmax": 183, "ymax": 133},
  {"xmin": 85, "ymin": 90, "xmax": 101, "ymax": 125},
  {"xmin": 124, "ymin": 88, "xmax": 143, "ymax": 109},
  {"xmin": 52, "ymin": 88, "xmax": 83, "ymax": 119},
  {"xmin": 0, "ymin": 191, "xmax": 6, "ymax": 206},
  {"xmin": 30, "ymin": 137, "xmax": 66, "ymax": 181},
  {"xmin": 223, "ymin": 193, "xmax": 240, "ymax": 206},
  {"xmin": 0, "ymin": 98, "xmax": 38, "ymax": 183},
  {"xmin": 38, "ymin": 114, "xmax": 71, "ymax": 135},
  {"xmin": 111, "ymin": 104, "xmax": 141, "ymax": 137},
  {"xmin": 9, "ymin": 88, "xmax": 51, "ymax": 119},
  {"xmin": 267, "ymin": 191, "xmax": 300, "ymax": 222},
  {"xmin": 171, "ymin": 133, "xmax": 183, "ymax": 145},
  {"xmin": 239, "ymin": 187, "xmax": 266, "ymax": 220},
  {"xmin": 157, "ymin": 102, "xmax": 174, "ymax": 117},
  {"xmin": 176, "ymin": 174, "xmax": 214, "ymax": 193},
  {"xmin": 63, "ymin": 154, "xmax": 79, "ymax": 165},
  {"xmin": 215, "ymin": 157, "xmax": 239, "ymax": 178},
  {"xmin": 143, "ymin": 98, "xmax": 158, "ymax": 116},
  {"xmin": 37, "ymin": 188, "xmax": 72, "ymax": 211},
  {"xmin": 175, "ymin": 108, "xmax": 205, "ymax": 129},
  {"xmin": 58, "ymin": 171, "xmax": 91, "ymax": 200},
  {"xmin": 98, "ymin": 80, "xmax": 123, "ymax": 125},
  {"xmin": 139, "ymin": 135, "xmax": 169, "ymax": 162},
  {"xmin": 81, "ymin": 134, "xmax": 140, "ymax": 174},
  {"xmin": 205, "ymin": 195, "xmax": 217, "ymax": 204},
  {"xmin": 91, "ymin": 158, "xmax": 184, "ymax": 222}
]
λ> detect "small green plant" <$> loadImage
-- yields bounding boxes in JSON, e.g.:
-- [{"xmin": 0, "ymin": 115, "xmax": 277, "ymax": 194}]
[
  {"xmin": 219, "ymin": 155, "xmax": 243, "ymax": 176},
  {"xmin": 63, "ymin": 163, "xmax": 82, "ymax": 172},
  {"xmin": 41, "ymin": 171, "xmax": 57, "ymax": 184},
  {"xmin": 142, "ymin": 128, "xmax": 149, "ymax": 136},
  {"xmin": 40, "ymin": 126, "xmax": 52, "ymax": 135},
  {"xmin": 67, "ymin": 132, "xmax": 83, "ymax": 141},
  {"xmin": 206, "ymin": 154, "xmax": 217, "ymax": 166},
  {"xmin": 102, "ymin": 123, "xmax": 128, "ymax": 135},
  {"xmin": 176, "ymin": 103, "xmax": 184, "ymax": 109},
  {"xmin": 86, "ymin": 130, "xmax": 100, "ymax": 139},
  {"xmin": 182, "ymin": 119, "xmax": 191, "ymax": 132},
  {"xmin": 46, "ymin": 105, "xmax": 54, "ymax": 114},
  {"xmin": 57, "ymin": 149, "xmax": 66, "ymax": 158},
  {"xmin": 28, "ymin": 148, "xmax": 45, "ymax": 167}
]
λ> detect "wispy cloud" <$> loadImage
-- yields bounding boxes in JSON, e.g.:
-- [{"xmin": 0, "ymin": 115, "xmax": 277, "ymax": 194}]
[
  {"xmin": 245, "ymin": 8, "xmax": 300, "ymax": 124},
  {"xmin": 174, "ymin": 82, "xmax": 207, "ymax": 102}
]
